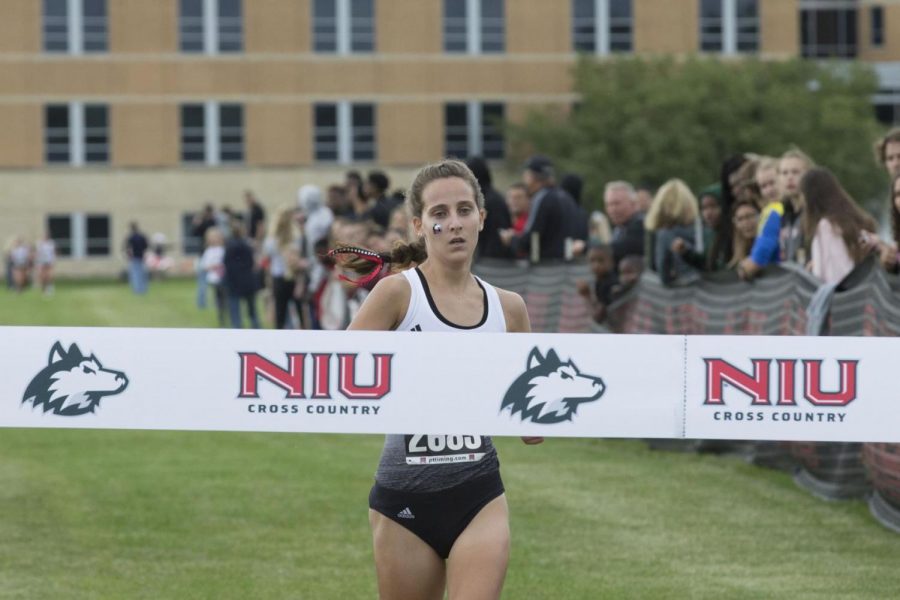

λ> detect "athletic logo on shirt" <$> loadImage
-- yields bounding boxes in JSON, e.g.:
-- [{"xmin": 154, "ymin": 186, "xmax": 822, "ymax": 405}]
[
  {"xmin": 501, "ymin": 347, "xmax": 605, "ymax": 424},
  {"xmin": 22, "ymin": 342, "xmax": 129, "ymax": 416}
]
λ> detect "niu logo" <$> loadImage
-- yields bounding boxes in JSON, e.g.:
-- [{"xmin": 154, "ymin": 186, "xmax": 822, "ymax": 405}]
[
  {"xmin": 703, "ymin": 358, "xmax": 859, "ymax": 407},
  {"xmin": 238, "ymin": 352, "xmax": 393, "ymax": 400}
]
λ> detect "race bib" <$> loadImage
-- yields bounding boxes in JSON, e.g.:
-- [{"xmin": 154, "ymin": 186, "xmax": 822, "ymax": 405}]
[{"xmin": 404, "ymin": 434, "xmax": 486, "ymax": 465}]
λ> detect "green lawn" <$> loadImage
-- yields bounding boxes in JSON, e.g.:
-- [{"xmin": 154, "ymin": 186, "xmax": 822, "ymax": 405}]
[{"xmin": 1, "ymin": 280, "xmax": 899, "ymax": 599}]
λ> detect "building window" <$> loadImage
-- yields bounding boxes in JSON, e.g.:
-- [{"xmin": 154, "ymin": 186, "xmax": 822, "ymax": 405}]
[
  {"xmin": 572, "ymin": 0, "xmax": 633, "ymax": 54},
  {"xmin": 870, "ymin": 6, "xmax": 884, "ymax": 47},
  {"xmin": 700, "ymin": 0, "xmax": 758, "ymax": 54},
  {"xmin": 875, "ymin": 89, "xmax": 900, "ymax": 126},
  {"xmin": 180, "ymin": 103, "xmax": 244, "ymax": 165},
  {"xmin": 43, "ymin": 0, "xmax": 108, "ymax": 54},
  {"xmin": 800, "ymin": 1, "xmax": 857, "ymax": 58},
  {"xmin": 444, "ymin": 102, "xmax": 505, "ymax": 160},
  {"xmin": 313, "ymin": 0, "xmax": 375, "ymax": 54},
  {"xmin": 86, "ymin": 214, "xmax": 111, "ymax": 256},
  {"xmin": 46, "ymin": 213, "xmax": 110, "ymax": 258},
  {"xmin": 47, "ymin": 215, "xmax": 73, "ymax": 257},
  {"xmin": 314, "ymin": 102, "xmax": 377, "ymax": 163},
  {"xmin": 44, "ymin": 103, "xmax": 109, "ymax": 166},
  {"xmin": 179, "ymin": 0, "xmax": 243, "ymax": 54},
  {"xmin": 443, "ymin": 0, "xmax": 505, "ymax": 54}
]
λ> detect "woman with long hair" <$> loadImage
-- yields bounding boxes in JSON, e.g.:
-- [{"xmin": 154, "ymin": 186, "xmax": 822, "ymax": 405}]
[
  {"xmin": 727, "ymin": 199, "xmax": 761, "ymax": 269},
  {"xmin": 339, "ymin": 159, "xmax": 540, "ymax": 600},
  {"xmin": 263, "ymin": 207, "xmax": 308, "ymax": 329},
  {"xmin": 801, "ymin": 168, "xmax": 878, "ymax": 284},
  {"xmin": 645, "ymin": 178, "xmax": 700, "ymax": 285}
]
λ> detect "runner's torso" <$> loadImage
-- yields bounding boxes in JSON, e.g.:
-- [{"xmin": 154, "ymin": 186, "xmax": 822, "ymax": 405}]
[{"xmin": 374, "ymin": 267, "xmax": 506, "ymax": 492}]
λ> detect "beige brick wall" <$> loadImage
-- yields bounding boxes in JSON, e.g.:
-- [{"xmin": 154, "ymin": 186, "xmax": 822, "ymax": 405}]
[{"xmin": 0, "ymin": 0, "xmax": 40, "ymax": 53}]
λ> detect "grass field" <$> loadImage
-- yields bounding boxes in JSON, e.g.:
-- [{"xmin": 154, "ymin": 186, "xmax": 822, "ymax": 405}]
[{"xmin": 1, "ymin": 279, "xmax": 899, "ymax": 599}]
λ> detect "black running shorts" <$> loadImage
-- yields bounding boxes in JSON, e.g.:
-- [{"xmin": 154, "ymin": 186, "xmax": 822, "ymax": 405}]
[{"xmin": 368, "ymin": 470, "xmax": 505, "ymax": 559}]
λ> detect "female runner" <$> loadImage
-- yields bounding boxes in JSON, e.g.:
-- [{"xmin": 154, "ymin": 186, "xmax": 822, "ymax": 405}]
[{"xmin": 343, "ymin": 159, "xmax": 542, "ymax": 600}]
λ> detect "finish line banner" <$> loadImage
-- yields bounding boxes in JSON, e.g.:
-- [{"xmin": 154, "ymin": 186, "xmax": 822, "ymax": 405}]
[{"xmin": 1, "ymin": 326, "xmax": 898, "ymax": 442}]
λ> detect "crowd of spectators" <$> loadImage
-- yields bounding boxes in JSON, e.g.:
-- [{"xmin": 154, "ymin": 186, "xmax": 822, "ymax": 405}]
[{"xmin": 7, "ymin": 126, "xmax": 900, "ymax": 332}]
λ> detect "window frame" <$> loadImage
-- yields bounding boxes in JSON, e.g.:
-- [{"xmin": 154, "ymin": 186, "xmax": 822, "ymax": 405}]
[{"xmin": 313, "ymin": 101, "xmax": 377, "ymax": 164}]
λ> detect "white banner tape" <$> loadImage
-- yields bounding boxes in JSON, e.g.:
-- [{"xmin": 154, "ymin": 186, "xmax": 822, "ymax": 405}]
[{"xmin": 1, "ymin": 326, "xmax": 896, "ymax": 442}]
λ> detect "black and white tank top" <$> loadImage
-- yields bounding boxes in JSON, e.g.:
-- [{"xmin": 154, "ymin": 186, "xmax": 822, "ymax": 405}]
[{"xmin": 374, "ymin": 267, "xmax": 506, "ymax": 492}]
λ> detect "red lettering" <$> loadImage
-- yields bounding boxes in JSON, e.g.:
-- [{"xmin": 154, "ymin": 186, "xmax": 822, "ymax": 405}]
[
  {"xmin": 338, "ymin": 353, "xmax": 393, "ymax": 399},
  {"xmin": 704, "ymin": 358, "xmax": 771, "ymax": 405},
  {"xmin": 777, "ymin": 359, "xmax": 796, "ymax": 405},
  {"xmin": 239, "ymin": 353, "xmax": 306, "ymax": 398},
  {"xmin": 803, "ymin": 359, "xmax": 858, "ymax": 407},
  {"xmin": 311, "ymin": 354, "xmax": 332, "ymax": 399}
]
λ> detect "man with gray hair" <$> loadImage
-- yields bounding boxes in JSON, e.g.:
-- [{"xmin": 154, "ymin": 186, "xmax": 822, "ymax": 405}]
[{"xmin": 604, "ymin": 181, "xmax": 645, "ymax": 269}]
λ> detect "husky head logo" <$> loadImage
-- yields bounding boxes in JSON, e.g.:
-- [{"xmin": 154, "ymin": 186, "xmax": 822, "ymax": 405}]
[
  {"xmin": 501, "ymin": 347, "xmax": 605, "ymax": 424},
  {"xmin": 22, "ymin": 342, "xmax": 129, "ymax": 416}
]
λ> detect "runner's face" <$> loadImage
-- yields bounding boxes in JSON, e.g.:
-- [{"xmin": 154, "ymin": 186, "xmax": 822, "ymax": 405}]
[{"xmin": 414, "ymin": 177, "xmax": 484, "ymax": 262}]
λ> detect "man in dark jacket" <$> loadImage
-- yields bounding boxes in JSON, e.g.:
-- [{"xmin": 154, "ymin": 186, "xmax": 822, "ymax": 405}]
[
  {"xmin": 500, "ymin": 155, "xmax": 568, "ymax": 261},
  {"xmin": 604, "ymin": 181, "xmax": 644, "ymax": 270},
  {"xmin": 465, "ymin": 156, "xmax": 512, "ymax": 259},
  {"xmin": 223, "ymin": 222, "xmax": 260, "ymax": 329}
]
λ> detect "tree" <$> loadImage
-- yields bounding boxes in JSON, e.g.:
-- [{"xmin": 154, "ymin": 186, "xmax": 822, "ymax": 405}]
[{"xmin": 508, "ymin": 56, "xmax": 884, "ymax": 211}]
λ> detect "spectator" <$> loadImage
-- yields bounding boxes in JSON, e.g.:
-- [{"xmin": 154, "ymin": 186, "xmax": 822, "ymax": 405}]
[
  {"xmin": 124, "ymin": 222, "xmax": 149, "ymax": 295},
  {"xmin": 674, "ymin": 184, "xmax": 723, "ymax": 272},
  {"xmin": 264, "ymin": 208, "xmax": 308, "ymax": 329},
  {"xmin": 35, "ymin": 231, "xmax": 55, "ymax": 296},
  {"xmin": 605, "ymin": 181, "xmax": 645, "ymax": 269},
  {"xmin": 576, "ymin": 243, "xmax": 617, "ymax": 324},
  {"xmin": 223, "ymin": 221, "xmax": 260, "ymax": 328},
  {"xmin": 347, "ymin": 176, "xmax": 371, "ymax": 220},
  {"xmin": 755, "ymin": 156, "xmax": 780, "ymax": 206},
  {"xmin": 200, "ymin": 227, "xmax": 227, "ymax": 326},
  {"xmin": 506, "ymin": 183, "xmax": 530, "ymax": 235},
  {"xmin": 738, "ymin": 150, "xmax": 814, "ymax": 279},
  {"xmin": 731, "ymin": 157, "xmax": 761, "ymax": 205},
  {"xmin": 879, "ymin": 173, "xmax": 900, "ymax": 273},
  {"xmin": 386, "ymin": 205, "xmax": 412, "ymax": 248},
  {"xmin": 802, "ymin": 168, "xmax": 878, "ymax": 284},
  {"xmin": 635, "ymin": 184, "xmax": 655, "ymax": 216},
  {"xmin": 327, "ymin": 184, "xmax": 354, "ymax": 219},
  {"xmin": 874, "ymin": 127, "xmax": 900, "ymax": 180},
  {"xmin": 191, "ymin": 203, "xmax": 217, "ymax": 308},
  {"xmin": 559, "ymin": 173, "xmax": 590, "ymax": 257},
  {"xmin": 3, "ymin": 236, "xmax": 14, "ymax": 290},
  {"xmin": 644, "ymin": 179, "xmax": 700, "ymax": 285},
  {"xmin": 10, "ymin": 237, "xmax": 32, "ymax": 293},
  {"xmin": 611, "ymin": 254, "xmax": 643, "ymax": 300},
  {"xmin": 727, "ymin": 199, "xmax": 761, "ymax": 269},
  {"xmin": 466, "ymin": 156, "xmax": 513, "ymax": 259},
  {"xmin": 709, "ymin": 154, "xmax": 748, "ymax": 270},
  {"xmin": 244, "ymin": 190, "xmax": 266, "ymax": 243},
  {"xmin": 298, "ymin": 184, "xmax": 334, "ymax": 326},
  {"xmin": 145, "ymin": 232, "xmax": 173, "ymax": 279},
  {"xmin": 499, "ymin": 155, "xmax": 568, "ymax": 261},
  {"xmin": 364, "ymin": 170, "xmax": 396, "ymax": 229},
  {"xmin": 739, "ymin": 157, "xmax": 782, "ymax": 279},
  {"xmin": 588, "ymin": 210, "xmax": 612, "ymax": 245},
  {"xmin": 778, "ymin": 148, "xmax": 815, "ymax": 263}
]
